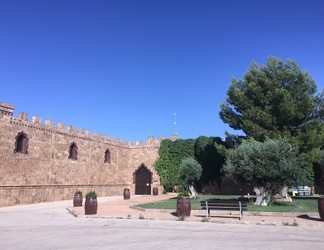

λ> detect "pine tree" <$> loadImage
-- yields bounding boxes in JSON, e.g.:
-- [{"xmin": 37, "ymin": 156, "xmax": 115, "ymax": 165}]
[{"xmin": 220, "ymin": 56, "xmax": 324, "ymax": 184}]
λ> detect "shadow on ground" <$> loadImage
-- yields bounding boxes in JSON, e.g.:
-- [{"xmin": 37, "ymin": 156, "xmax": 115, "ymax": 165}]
[{"xmin": 297, "ymin": 214, "xmax": 322, "ymax": 222}]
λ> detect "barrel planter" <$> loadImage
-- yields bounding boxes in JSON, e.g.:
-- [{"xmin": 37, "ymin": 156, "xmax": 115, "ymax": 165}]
[
  {"xmin": 177, "ymin": 196, "xmax": 191, "ymax": 217},
  {"xmin": 73, "ymin": 193, "xmax": 83, "ymax": 207},
  {"xmin": 153, "ymin": 187, "xmax": 159, "ymax": 196},
  {"xmin": 85, "ymin": 197, "xmax": 98, "ymax": 215},
  {"xmin": 318, "ymin": 197, "xmax": 324, "ymax": 221},
  {"xmin": 123, "ymin": 189, "xmax": 130, "ymax": 200}
]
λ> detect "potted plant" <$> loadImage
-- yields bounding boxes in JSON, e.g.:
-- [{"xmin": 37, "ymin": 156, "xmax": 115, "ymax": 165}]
[
  {"xmin": 85, "ymin": 190, "xmax": 98, "ymax": 215},
  {"xmin": 123, "ymin": 188, "xmax": 130, "ymax": 200},
  {"xmin": 73, "ymin": 189, "xmax": 83, "ymax": 207},
  {"xmin": 176, "ymin": 157, "xmax": 202, "ymax": 217},
  {"xmin": 177, "ymin": 186, "xmax": 191, "ymax": 217}
]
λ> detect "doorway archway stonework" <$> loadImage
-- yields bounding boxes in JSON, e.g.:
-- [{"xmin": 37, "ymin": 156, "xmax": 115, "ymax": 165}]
[{"xmin": 133, "ymin": 163, "xmax": 153, "ymax": 195}]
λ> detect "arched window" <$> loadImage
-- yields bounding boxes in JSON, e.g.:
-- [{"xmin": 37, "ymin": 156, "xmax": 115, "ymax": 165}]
[
  {"xmin": 69, "ymin": 142, "xmax": 78, "ymax": 160},
  {"xmin": 14, "ymin": 131, "xmax": 29, "ymax": 154},
  {"xmin": 104, "ymin": 149, "xmax": 110, "ymax": 163}
]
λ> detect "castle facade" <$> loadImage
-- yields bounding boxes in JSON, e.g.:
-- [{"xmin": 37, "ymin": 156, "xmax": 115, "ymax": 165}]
[{"xmin": 0, "ymin": 102, "xmax": 164, "ymax": 207}]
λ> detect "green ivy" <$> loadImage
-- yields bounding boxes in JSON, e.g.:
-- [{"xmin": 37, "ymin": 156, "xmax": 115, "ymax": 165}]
[{"xmin": 154, "ymin": 136, "xmax": 226, "ymax": 192}]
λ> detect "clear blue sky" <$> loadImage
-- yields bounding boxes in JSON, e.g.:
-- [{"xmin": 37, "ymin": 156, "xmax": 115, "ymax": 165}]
[{"xmin": 1, "ymin": 0, "xmax": 323, "ymax": 144}]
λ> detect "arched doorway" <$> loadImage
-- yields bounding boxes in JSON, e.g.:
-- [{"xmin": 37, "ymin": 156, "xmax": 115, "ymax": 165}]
[{"xmin": 134, "ymin": 164, "xmax": 152, "ymax": 195}]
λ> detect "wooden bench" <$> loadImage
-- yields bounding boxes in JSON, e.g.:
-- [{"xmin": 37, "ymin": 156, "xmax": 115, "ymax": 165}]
[{"xmin": 200, "ymin": 199, "xmax": 248, "ymax": 220}]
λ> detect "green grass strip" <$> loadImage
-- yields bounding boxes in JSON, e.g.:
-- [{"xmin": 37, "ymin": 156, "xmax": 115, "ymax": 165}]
[{"xmin": 137, "ymin": 195, "xmax": 318, "ymax": 213}]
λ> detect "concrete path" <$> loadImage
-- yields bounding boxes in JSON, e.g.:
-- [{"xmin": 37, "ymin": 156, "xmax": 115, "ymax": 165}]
[{"xmin": 0, "ymin": 195, "xmax": 324, "ymax": 249}]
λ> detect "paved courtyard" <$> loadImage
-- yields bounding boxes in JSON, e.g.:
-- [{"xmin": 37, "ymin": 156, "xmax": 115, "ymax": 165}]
[{"xmin": 1, "ymin": 195, "xmax": 324, "ymax": 249}]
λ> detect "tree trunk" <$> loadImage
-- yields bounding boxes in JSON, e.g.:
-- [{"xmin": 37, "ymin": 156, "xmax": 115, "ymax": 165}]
[
  {"xmin": 189, "ymin": 184, "xmax": 197, "ymax": 199},
  {"xmin": 280, "ymin": 186, "xmax": 288, "ymax": 198},
  {"xmin": 253, "ymin": 186, "xmax": 269, "ymax": 206}
]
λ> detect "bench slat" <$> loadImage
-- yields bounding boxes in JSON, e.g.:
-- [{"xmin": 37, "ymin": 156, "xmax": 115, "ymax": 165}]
[
  {"xmin": 200, "ymin": 202, "xmax": 247, "ymax": 206},
  {"xmin": 201, "ymin": 207, "xmax": 247, "ymax": 211},
  {"xmin": 201, "ymin": 199, "xmax": 247, "ymax": 203},
  {"xmin": 201, "ymin": 206, "xmax": 247, "ymax": 209}
]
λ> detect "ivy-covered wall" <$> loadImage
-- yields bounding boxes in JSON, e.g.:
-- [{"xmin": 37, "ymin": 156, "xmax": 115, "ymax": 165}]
[{"xmin": 154, "ymin": 136, "xmax": 226, "ymax": 192}]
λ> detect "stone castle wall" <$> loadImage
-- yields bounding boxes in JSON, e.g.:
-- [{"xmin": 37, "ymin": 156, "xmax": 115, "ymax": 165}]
[{"xmin": 0, "ymin": 102, "xmax": 163, "ymax": 207}]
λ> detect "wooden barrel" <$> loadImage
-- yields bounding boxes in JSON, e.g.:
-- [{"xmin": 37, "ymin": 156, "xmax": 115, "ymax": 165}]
[
  {"xmin": 177, "ymin": 196, "xmax": 191, "ymax": 217},
  {"xmin": 73, "ymin": 194, "xmax": 83, "ymax": 207},
  {"xmin": 85, "ymin": 197, "xmax": 98, "ymax": 215},
  {"xmin": 318, "ymin": 198, "xmax": 324, "ymax": 221},
  {"xmin": 153, "ymin": 187, "xmax": 158, "ymax": 196},
  {"xmin": 123, "ymin": 189, "xmax": 130, "ymax": 200}
]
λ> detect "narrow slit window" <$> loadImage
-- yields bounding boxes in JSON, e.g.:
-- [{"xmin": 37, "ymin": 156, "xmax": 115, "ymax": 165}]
[
  {"xmin": 14, "ymin": 131, "xmax": 28, "ymax": 154},
  {"xmin": 69, "ymin": 142, "xmax": 78, "ymax": 160},
  {"xmin": 104, "ymin": 149, "xmax": 110, "ymax": 163}
]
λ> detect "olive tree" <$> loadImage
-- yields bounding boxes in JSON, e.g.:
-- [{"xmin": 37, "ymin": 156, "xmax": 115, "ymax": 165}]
[
  {"xmin": 178, "ymin": 157, "xmax": 202, "ymax": 198},
  {"xmin": 224, "ymin": 137, "xmax": 306, "ymax": 205}
]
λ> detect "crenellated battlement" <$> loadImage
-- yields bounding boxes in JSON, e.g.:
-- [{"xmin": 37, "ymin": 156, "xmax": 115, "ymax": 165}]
[
  {"xmin": 1, "ymin": 101, "xmax": 169, "ymax": 147},
  {"xmin": 0, "ymin": 101, "xmax": 166, "ymax": 207},
  {"xmin": 0, "ymin": 102, "xmax": 14, "ymax": 117}
]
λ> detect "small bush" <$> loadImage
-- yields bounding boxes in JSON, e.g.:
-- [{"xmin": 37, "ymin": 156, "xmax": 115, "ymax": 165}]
[
  {"xmin": 282, "ymin": 219, "xmax": 298, "ymax": 226},
  {"xmin": 177, "ymin": 214, "xmax": 186, "ymax": 221},
  {"xmin": 74, "ymin": 189, "xmax": 82, "ymax": 195},
  {"xmin": 201, "ymin": 217, "xmax": 209, "ymax": 222},
  {"xmin": 86, "ymin": 190, "xmax": 97, "ymax": 198}
]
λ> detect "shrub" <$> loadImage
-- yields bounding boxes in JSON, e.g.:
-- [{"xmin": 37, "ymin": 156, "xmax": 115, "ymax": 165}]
[
  {"xmin": 74, "ymin": 189, "xmax": 82, "ymax": 195},
  {"xmin": 85, "ymin": 190, "xmax": 97, "ymax": 198}
]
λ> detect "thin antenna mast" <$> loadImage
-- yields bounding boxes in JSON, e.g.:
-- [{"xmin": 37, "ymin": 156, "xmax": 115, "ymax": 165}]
[{"xmin": 174, "ymin": 112, "xmax": 177, "ymax": 135}]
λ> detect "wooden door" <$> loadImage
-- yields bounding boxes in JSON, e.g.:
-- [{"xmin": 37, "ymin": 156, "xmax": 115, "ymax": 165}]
[{"xmin": 135, "ymin": 166, "xmax": 151, "ymax": 195}]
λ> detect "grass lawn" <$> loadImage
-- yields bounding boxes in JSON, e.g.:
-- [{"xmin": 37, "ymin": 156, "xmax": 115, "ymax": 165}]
[{"xmin": 137, "ymin": 195, "xmax": 319, "ymax": 213}]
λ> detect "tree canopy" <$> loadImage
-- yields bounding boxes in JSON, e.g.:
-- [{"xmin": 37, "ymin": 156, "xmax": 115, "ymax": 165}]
[
  {"xmin": 224, "ymin": 137, "xmax": 306, "ymax": 205},
  {"xmin": 219, "ymin": 56, "xmax": 324, "ymax": 184},
  {"xmin": 178, "ymin": 157, "xmax": 202, "ymax": 196},
  {"xmin": 179, "ymin": 157, "xmax": 202, "ymax": 183},
  {"xmin": 194, "ymin": 136, "xmax": 225, "ymax": 189}
]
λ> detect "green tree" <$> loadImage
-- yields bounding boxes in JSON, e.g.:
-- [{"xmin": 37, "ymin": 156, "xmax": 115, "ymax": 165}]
[
  {"xmin": 219, "ymin": 56, "xmax": 324, "ymax": 184},
  {"xmin": 178, "ymin": 157, "xmax": 202, "ymax": 197},
  {"xmin": 194, "ymin": 136, "xmax": 225, "ymax": 189},
  {"xmin": 224, "ymin": 137, "xmax": 306, "ymax": 205},
  {"xmin": 314, "ymin": 150, "xmax": 324, "ymax": 186}
]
